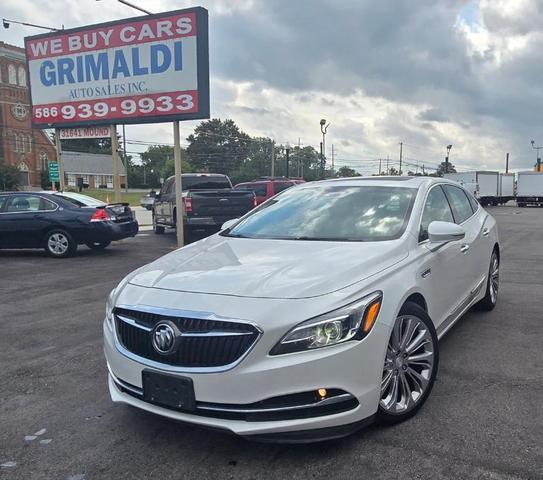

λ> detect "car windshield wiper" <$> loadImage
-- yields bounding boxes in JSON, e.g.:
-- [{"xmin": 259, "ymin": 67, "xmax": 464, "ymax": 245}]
[
  {"xmin": 222, "ymin": 230, "xmax": 250, "ymax": 238},
  {"xmin": 293, "ymin": 236, "xmax": 362, "ymax": 241}
]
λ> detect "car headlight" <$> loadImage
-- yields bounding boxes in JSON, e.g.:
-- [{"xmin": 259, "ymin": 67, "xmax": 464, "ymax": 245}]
[
  {"xmin": 105, "ymin": 289, "xmax": 115, "ymax": 330},
  {"xmin": 270, "ymin": 292, "xmax": 382, "ymax": 355}
]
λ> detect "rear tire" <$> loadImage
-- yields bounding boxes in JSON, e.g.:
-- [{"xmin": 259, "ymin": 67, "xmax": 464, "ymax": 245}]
[
  {"xmin": 86, "ymin": 241, "xmax": 111, "ymax": 250},
  {"xmin": 476, "ymin": 250, "xmax": 499, "ymax": 311},
  {"xmin": 376, "ymin": 302, "xmax": 439, "ymax": 426},
  {"xmin": 44, "ymin": 230, "xmax": 76, "ymax": 258}
]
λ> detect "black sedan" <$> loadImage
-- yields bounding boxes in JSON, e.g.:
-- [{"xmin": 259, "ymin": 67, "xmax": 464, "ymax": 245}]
[{"xmin": 0, "ymin": 192, "xmax": 138, "ymax": 258}]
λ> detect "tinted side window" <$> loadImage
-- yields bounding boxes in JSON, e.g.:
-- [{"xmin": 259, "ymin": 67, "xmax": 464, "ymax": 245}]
[
  {"xmin": 0, "ymin": 196, "xmax": 7, "ymax": 212},
  {"xmin": 466, "ymin": 192, "xmax": 479, "ymax": 212},
  {"xmin": 444, "ymin": 185, "xmax": 474, "ymax": 223},
  {"xmin": 419, "ymin": 186, "xmax": 454, "ymax": 242},
  {"xmin": 274, "ymin": 182, "xmax": 294, "ymax": 194},
  {"xmin": 40, "ymin": 198, "xmax": 57, "ymax": 211}
]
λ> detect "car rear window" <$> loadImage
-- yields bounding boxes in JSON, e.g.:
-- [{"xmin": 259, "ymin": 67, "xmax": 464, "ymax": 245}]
[
  {"xmin": 273, "ymin": 182, "xmax": 294, "ymax": 194},
  {"xmin": 182, "ymin": 176, "xmax": 232, "ymax": 190},
  {"xmin": 235, "ymin": 183, "xmax": 268, "ymax": 196}
]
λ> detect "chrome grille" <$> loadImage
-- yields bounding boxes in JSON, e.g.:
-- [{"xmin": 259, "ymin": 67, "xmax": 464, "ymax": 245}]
[{"xmin": 114, "ymin": 307, "xmax": 260, "ymax": 369}]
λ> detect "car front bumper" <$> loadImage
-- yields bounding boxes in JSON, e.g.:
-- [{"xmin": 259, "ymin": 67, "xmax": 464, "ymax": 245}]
[{"xmin": 103, "ymin": 288, "xmax": 389, "ymax": 441}]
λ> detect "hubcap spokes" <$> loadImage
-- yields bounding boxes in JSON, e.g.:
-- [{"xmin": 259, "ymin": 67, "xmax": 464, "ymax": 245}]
[
  {"xmin": 490, "ymin": 256, "xmax": 499, "ymax": 304},
  {"xmin": 48, "ymin": 234, "xmax": 68, "ymax": 254},
  {"xmin": 380, "ymin": 315, "xmax": 434, "ymax": 414}
]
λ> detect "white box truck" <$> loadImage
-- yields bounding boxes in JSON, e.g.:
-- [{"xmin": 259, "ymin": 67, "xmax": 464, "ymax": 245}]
[
  {"xmin": 498, "ymin": 173, "xmax": 515, "ymax": 204},
  {"xmin": 444, "ymin": 171, "xmax": 500, "ymax": 206},
  {"xmin": 516, "ymin": 171, "xmax": 543, "ymax": 207}
]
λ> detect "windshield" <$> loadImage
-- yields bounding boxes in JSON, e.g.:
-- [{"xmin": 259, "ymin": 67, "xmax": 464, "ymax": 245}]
[{"xmin": 224, "ymin": 184, "xmax": 417, "ymax": 241}]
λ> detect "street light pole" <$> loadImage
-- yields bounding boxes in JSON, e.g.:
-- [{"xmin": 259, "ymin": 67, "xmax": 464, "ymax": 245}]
[
  {"xmin": 95, "ymin": 0, "xmax": 153, "ymax": 14},
  {"xmin": 320, "ymin": 119, "xmax": 330, "ymax": 179},
  {"xmin": 445, "ymin": 144, "xmax": 453, "ymax": 175},
  {"xmin": 2, "ymin": 18, "xmax": 61, "ymax": 31},
  {"xmin": 531, "ymin": 140, "xmax": 543, "ymax": 171}
]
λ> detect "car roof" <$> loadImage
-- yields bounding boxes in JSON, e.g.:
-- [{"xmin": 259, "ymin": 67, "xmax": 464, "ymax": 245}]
[{"xmin": 317, "ymin": 176, "xmax": 453, "ymax": 189}]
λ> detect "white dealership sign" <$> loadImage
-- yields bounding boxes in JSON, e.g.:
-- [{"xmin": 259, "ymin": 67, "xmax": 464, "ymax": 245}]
[{"xmin": 25, "ymin": 7, "xmax": 209, "ymax": 128}]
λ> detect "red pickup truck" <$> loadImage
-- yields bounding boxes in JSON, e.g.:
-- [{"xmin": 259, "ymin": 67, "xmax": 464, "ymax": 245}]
[{"xmin": 233, "ymin": 178, "xmax": 304, "ymax": 205}]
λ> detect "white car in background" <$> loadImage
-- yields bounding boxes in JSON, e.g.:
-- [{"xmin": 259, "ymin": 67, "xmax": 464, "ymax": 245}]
[
  {"xmin": 104, "ymin": 177, "xmax": 499, "ymax": 442},
  {"xmin": 42, "ymin": 191, "xmax": 106, "ymax": 208}
]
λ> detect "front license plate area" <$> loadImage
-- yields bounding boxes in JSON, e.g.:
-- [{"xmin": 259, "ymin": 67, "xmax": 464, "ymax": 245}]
[{"xmin": 142, "ymin": 370, "xmax": 196, "ymax": 411}]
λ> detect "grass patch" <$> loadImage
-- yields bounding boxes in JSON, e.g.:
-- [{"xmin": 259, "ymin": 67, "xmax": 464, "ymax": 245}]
[{"xmin": 78, "ymin": 190, "xmax": 143, "ymax": 206}]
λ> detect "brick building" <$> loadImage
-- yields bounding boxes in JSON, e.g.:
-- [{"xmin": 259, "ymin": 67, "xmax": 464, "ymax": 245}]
[{"xmin": 0, "ymin": 41, "xmax": 57, "ymax": 188}]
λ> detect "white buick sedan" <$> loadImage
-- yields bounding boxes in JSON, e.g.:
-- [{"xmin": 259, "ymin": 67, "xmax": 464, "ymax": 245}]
[{"xmin": 104, "ymin": 176, "xmax": 499, "ymax": 442}]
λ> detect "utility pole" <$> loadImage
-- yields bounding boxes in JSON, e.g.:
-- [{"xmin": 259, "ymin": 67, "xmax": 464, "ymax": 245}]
[
  {"xmin": 379, "ymin": 158, "xmax": 382, "ymax": 175},
  {"xmin": 285, "ymin": 146, "xmax": 290, "ymax": 178},
  {"xmin": 271, "ymin": 140, "xmax": 275, "ymax": 177},
  {"xmin": 422, "ymin": 164, "xmax": 425, "ymax": 175},
  {"xmin": 505, "ymin": 153, "xmax": 509, "ymax": 173},
  {"xmin": 399, "ymin": 142, "xmax": 403, "ymax": 175},
  {"xmin": 331, "ymin": 144, "xmax": 335, "ymax": 174}
]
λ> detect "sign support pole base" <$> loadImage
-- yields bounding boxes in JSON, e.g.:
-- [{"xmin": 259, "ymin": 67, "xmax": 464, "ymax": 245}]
[{"xmin": 174, "ymin": 121, "xmax": 184, "ymax": 248}]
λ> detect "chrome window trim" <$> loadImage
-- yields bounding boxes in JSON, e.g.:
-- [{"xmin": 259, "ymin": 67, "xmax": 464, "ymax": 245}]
[
  {"xmin": 112, "ymin": 304, "xmax": 263, "ymax": 374},
  {"xmin": 0, "ymin": 194, "xmax": 59, "ymax": 215}
]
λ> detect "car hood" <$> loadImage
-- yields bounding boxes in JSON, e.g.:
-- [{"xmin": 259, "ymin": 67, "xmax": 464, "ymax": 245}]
[{"xmin": 128, "ymin": 235, "xmax": 408, "ymax": 299}]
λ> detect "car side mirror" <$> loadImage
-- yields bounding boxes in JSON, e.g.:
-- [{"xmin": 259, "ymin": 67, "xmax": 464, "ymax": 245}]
[
  {"xmin": 221, "ymin": 218, "xmax": 239, "ymax": 230},
  {"xmin": 427, "ymin": 221, "xmax": 465, "ymax": 252}
]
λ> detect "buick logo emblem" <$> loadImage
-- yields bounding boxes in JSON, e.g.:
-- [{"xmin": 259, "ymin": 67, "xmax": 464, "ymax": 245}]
[{"xmin": 151, "ymin": 321, "xmax": 178, "ymax": 355}]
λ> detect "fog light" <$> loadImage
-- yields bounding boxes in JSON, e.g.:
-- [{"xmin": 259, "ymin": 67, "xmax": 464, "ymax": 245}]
[{"xmin": 317, "ymin": 388, "xmax": 327, "ymax": 399}]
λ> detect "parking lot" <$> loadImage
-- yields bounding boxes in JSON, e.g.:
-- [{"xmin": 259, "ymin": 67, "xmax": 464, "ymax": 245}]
[{"xmin": 1, "ymin": 205, "xmax": 542, "ymax": 480}]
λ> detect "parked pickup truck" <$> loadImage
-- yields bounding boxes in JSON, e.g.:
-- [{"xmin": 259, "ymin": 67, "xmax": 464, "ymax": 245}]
[{"xmin": 152, "ymin": 173, "xmax": 256, "ymax": 240}]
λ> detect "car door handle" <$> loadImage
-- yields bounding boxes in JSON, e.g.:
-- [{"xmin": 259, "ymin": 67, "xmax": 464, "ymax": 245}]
[
  {"xmin": 482, "ymin": 227, "xmax": 490, "ymax": 237},
  {"xmin": 460, "ymin": 244, "xmax": 470, "ymax": 253}
]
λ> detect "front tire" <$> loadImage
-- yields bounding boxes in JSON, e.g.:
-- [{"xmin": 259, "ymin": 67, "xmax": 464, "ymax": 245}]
[
  {"xmin": 476, "ymin": 250, "xmax": 499, "ymax": 311},
  {"xmin": 377, "ymin": 302, "xmax": 439, "ymax": 425},
  {"xmin": 45, "ymin": 230, "xmax": 76, "ymax": 258}
]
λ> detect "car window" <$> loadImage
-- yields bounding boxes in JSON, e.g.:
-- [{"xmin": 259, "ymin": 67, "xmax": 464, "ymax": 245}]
[
  {"xmin": 0, "ymin": 195, "xmax": 7, "ymax": 212},
  {"xmin": 226, "ymin": 185, "xmax": 417, "ymax": 242},
  {"xmin": 466, "ymin": 191, "xmax": 479, "ymax": 212},
  {"xmin": 40, "ymin": 198, "xmax": 57, "ymax": 211},
  {"xmin": 235, "ymin": 183, "xmax": 268, "ymax": 197},
  {"xmin": 443, "ymin": 185, "xmax": 474, "ymax": 223},
  {"xmin": 5, "ymin": 195, "xmax": 41, "ymax": 212},
  {"xmin": 419, "ymin": 186, "xmax": 454, "ymax": 242},
  {"xmin": 273, "ymin": 182, "xmax": 294, "ymax": 194}
]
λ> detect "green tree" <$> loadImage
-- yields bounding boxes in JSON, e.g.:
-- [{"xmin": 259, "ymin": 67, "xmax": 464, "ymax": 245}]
[
  {"xmin": 0, "ymin": 164, "xmax": 21, "ymax": 190},
  {"xmin": 187, "ymin": 119, "xmax": 251, "ymax": 174},
  {"xmin": 436, "ymin": 161, "xmax": 457, "ymax": 176},
  {"xmin": 130, "ymin": 145, "xmax": 192, "ymax": 188},
  {"xmin": 336, "ymin": 166, "xmax": 360, "ymax": 177}
]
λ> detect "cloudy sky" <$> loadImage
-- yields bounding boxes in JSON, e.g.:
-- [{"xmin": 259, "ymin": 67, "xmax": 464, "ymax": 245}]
[{"xmin": 2, "ymin": 0, "xmax": 542, "ymax": 174}]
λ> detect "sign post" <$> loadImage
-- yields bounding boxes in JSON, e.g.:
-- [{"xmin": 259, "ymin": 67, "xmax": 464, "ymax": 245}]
[
  {"xmin": 54, "ymin": 129, "xmax": 64, "ymax": 190},
  {"xmin": 173, "ymin": 121, "xmax": 185, "ymax": 248},
  {"xmin": 110, "ymin": 125, "xmax": 121, "ymax": 203}
]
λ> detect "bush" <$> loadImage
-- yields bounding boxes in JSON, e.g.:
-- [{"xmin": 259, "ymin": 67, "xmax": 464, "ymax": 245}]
[{"xmin": 0, "ymin": 164, "xmax": 20, "ymax": 191}]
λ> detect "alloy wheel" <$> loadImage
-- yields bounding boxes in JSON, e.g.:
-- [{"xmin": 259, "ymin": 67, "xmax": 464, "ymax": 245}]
[
  {"xmin": 380, "ymin": 315, "xmax": 435, "ymax": 414},
  {"xmin": 48, "ymin": 233, "xmax": 69, "ymax": 255},
  {"xmin": 489, "ymin": 254, "xmax": 499, "ymax": 304}
]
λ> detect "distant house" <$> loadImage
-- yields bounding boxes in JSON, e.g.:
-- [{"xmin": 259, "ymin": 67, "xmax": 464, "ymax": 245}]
[{"xmin": 62, "ymin": 151, "xmax": 126, "ymax": 189}]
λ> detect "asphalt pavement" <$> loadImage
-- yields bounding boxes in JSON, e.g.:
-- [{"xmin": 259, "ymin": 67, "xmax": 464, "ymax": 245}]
[{"xmin": 1, "ymin": 206, "xmax": 542, "ymax": 480}]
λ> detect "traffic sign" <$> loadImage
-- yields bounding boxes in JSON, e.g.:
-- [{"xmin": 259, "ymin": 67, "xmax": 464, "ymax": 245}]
[{"xmin": 48, "ymin": 162, "xmax": 59, "ymax": 182}]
